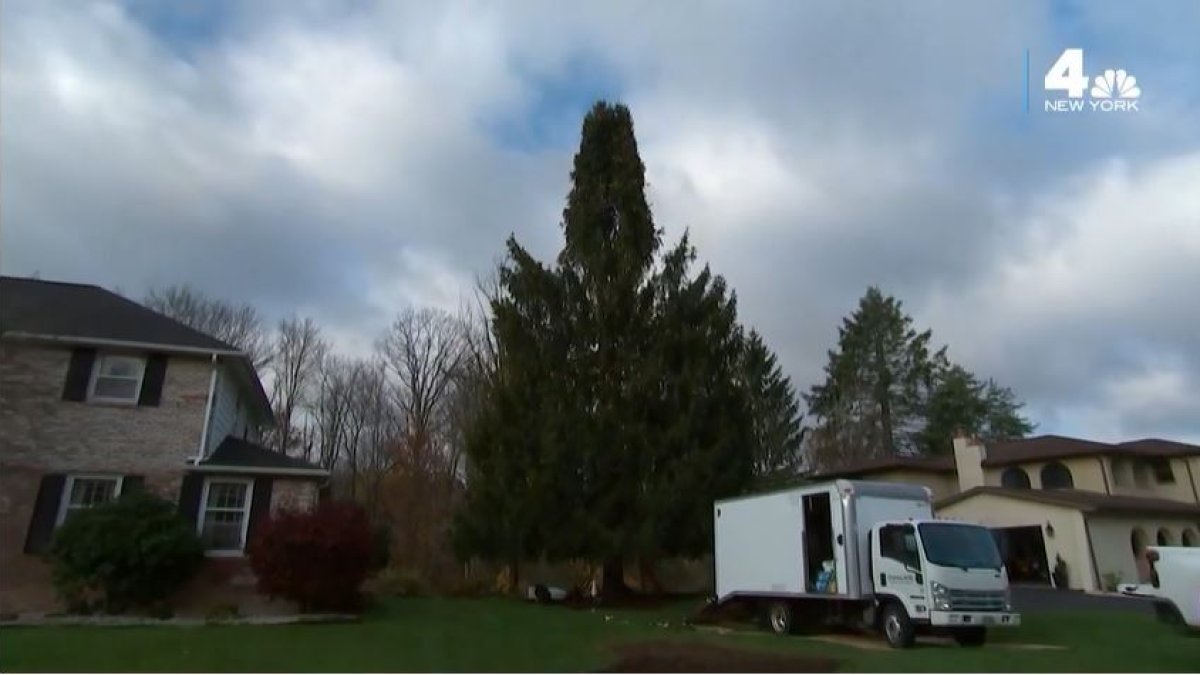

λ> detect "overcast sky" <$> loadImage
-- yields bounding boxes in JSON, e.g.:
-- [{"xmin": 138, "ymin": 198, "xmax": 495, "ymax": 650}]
[{"xmin": 3, "ymin": 0, "xmax": 1198, "ymax": 443}]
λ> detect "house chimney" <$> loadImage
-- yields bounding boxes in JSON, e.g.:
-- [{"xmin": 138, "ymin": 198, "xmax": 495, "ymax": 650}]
[{"xmin": 952, "ymin": 435, "xmax": 987, "ymax": 493}]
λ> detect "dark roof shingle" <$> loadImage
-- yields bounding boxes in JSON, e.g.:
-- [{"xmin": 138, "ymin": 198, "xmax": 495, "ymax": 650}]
[
  {"xmin": 981, "ymin": 434, "xmax": 1200, "ymax": 466},
  {"xmin": 0, "ymin": 276, "xmax": 237, "ymax": 352},
  {"xmin": 937, "ymin": 486, "xmax": 1200, "ymax": 517},
  {"xmin": 200, "ymin": 437, "xmax": 327, "ymax": 474}
]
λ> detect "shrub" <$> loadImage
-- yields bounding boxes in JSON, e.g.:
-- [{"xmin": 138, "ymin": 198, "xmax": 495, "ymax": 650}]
[
  {"xmin": 1102, "ymin": 572, "xmax": 1122, "ymax": 592},
  {"xmin": 370, "ymin": 522, "xmax": 392, "ymax": 572},
  {"xmin": 49, "ymin": 491, "xmax": 203, "ymax": 614},
  {"xmin": 247, "ymin": 501, "xmax": 373, "ymax": 612}
]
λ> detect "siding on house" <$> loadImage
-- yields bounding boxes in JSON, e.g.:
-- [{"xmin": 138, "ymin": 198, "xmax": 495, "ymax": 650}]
[{"xmin": 204, "ymin": 364, "xmax": 261, "ymax": 455}]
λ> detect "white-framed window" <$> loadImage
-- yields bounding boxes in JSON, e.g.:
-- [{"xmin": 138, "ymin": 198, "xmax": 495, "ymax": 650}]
[
  {"xmin": 88, "ymin": 354, "xmax": 147, "ymax": 404},
  {"xmin": 57, "ymin": 475, "xmax": 124, "ymax": 526},
  {"xmin": 198, "ymin": 478, "xmax": 254, "ymax": 556}
]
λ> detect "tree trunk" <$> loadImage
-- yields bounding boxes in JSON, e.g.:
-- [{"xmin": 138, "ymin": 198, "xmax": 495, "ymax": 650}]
[
  {"xmin": 602, "ymin": 557, "xmax": 629, "ymax": 600},
  {"xmin": 638, "ymin": 558, "xmax": 663, "ymax": 595},
  {"xmin": 508, "ymin": 556, "xmax": 520, "ymax": 595}
]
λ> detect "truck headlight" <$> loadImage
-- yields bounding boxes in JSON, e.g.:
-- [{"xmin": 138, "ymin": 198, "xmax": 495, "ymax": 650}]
[{"xmin": 932, "ymin": 581, "xmax": 952, "ymax": 611}]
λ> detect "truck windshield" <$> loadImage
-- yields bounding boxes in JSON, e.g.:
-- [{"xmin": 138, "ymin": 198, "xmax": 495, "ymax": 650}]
[{"xmin": 918, "ymin": 523, "xmax": 1002, "ymax": 570}]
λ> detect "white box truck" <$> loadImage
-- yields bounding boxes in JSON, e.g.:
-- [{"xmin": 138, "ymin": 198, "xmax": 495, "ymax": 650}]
[
  {"xmin": 1122, "ymin": 546, "xmax": 1200, "ymax": 631},
  {"xmin": 713, "ymin": 479, "xmax": 1020, "ymax": 648}
]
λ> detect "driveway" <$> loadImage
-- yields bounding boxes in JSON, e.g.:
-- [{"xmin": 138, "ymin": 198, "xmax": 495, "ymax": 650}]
[{"xmin": 1011, "ymin": 585, "xmax": 1156, "ymax": 614}]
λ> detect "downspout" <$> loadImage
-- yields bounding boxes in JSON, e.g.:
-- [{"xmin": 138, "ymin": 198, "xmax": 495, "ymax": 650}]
[{"xmin": 196, "ymin": 354, "xmax": 219, "ymax": 463}]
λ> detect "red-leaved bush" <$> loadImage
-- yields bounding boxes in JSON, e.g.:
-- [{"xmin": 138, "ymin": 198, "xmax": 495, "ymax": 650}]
[{"xmin": 247, "ymin": 501, "xmax": 374, "ymax": 612}]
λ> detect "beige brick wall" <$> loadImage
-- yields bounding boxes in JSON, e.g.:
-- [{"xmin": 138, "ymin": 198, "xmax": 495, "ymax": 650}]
[
  {"xmin": 0, "ymin": 341, "xmax": 214, "ymax": 614},
  {"xmin": 0, "ymin": 342, "xmax": 212, "ymax": 473},
  {"xmin": 270, "ymin": 479, "xmax": 320, "ymax": 515}
]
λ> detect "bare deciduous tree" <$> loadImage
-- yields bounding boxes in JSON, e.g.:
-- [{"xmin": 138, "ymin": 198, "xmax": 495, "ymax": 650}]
[
  {"xmin": 378, "ymin": 308, "xmax": 465, "ymax": 478},
  {"xmin": 268, "ymin": 315, "xmax": 327, "ymax": 456},
  {"xmin": 144, "ymin": 285, "xmax": 272, "ymax": 368}
]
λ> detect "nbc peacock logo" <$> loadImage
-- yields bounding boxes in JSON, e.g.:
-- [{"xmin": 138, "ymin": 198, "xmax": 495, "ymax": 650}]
[
  {"xmin": 1090, "ymin": 69, "xmax": 1141, "ymax": 100},
  {"xmin": 1041, "ymin": 49, "xmax": 1141, "ymax": 113}
]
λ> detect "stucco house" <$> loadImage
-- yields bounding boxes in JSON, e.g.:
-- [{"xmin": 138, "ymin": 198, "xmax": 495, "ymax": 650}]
[
  {"xmin": 0, "ymin": 276, "xmax": 328, "ymax": 614},
  {"xmin": 810, "ymin": 434, "xmax": 1200, "ymax": 592}
]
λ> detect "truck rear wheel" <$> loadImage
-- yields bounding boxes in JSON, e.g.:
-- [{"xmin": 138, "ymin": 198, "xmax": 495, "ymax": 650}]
[
  {"xmin": 954, "ymin": 627, "xmax": 987, "ymax": 647},
  {"xmin": 880, "ymin": 603, "xmax": 915, "ymax": 648},
  {"xmin": 764, "ymin": 601, "xmax": 794, "ymax": 636}
]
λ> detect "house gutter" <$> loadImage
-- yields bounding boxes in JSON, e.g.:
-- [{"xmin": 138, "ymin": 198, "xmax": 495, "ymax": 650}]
[
  {"xmin": 1, "ymin": 331, "xmax": 244, "ymax": 357},
  {"xmin": 197, "ymin": 354, "xmax": 219, "ymax": 462},
  {"xmin": 189, "ymin": 464, "xmax": 329, "ymax": 478}
]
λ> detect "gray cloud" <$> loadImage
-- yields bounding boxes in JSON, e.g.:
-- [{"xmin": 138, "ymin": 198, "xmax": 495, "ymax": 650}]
[{"xmin": 2, "ymin": 0, "xmax": 1198, "ymax": 442}]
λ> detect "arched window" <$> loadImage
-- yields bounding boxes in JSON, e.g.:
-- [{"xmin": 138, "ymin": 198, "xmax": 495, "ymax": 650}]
[
  {"xmin": 1041, "ymin": 462, "xmax": 1074, "ymax": 489},
  {"xmin": 1001, "ymin": 467, "xmax": 1032, "ymax": 489},
  {"xmin": 1183, "ymin": 529, "xmax": 1198, "ymax": 547},
  {"xmin": 1157, "ymin": 528, "xmax": 1175, "ymax": 546}
]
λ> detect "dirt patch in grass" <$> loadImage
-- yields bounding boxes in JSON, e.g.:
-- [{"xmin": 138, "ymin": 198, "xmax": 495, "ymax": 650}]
[{"xmin": 600, "ymin": 641, "xmax": 839, "ymax": 672}]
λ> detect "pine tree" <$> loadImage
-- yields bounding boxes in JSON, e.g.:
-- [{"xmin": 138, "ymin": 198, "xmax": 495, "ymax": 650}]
[
  {"xmin": 806, "ymin": 287, "xmax": 1033, "ymax": 470},
  {"xmin": 740, "ymin": 330, "xmax": 807, "ymax": 486},
  {"xmin": 456, "ymin": 102, "xmax": 765, "ymax": 598},
  {"xmin": 919, "ymin": 365, "xmax": 1034, "ymax": 455},
  {"xmin": 805, "ymin": 287, "xmax": 943, "ymax": 466}
]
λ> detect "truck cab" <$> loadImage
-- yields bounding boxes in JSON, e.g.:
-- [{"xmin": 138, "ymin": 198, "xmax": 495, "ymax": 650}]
[{"xmin": 869, "ymin": 519, "xmax": 1020, "ymax": 647}]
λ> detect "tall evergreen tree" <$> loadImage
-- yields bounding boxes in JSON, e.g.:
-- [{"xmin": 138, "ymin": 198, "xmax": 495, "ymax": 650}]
[
  {"xmin": 805, "ymin": 287, "xmax": 1033, "ymax": 470},
  {"xmin": 805, "ymin": 287, "xmax": 944, "ymax": 466},
  {"xmin": 456, "ymin": 101, "xmax": 763, "ymax": 597},
  {"xmin": 740, "ymin": 330, "xmax": 807, "ymax": 486},
  {"xmin": 918, "ymin": 365, "xmax": 1034, "ymax": 455}
]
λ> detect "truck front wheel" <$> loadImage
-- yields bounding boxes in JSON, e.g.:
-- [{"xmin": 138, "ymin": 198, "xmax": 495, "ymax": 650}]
[
  {"xmin": 954, "ymin": 627, "xmax": 987, "ymax": 647},
  {"xmin": 764, "ymin": 601, "xmax": 794, "ymax": 636},
  {"xmin": 881, "ymin": 604, "xmax": 916, "ymax": 648}
]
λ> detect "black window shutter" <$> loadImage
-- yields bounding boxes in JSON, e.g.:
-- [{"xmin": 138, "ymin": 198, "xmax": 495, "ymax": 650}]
[
  {"xmin": 177, "ymin": 473, "xmax": 206, "ymax": 527},
  {"xmin": 122, "ymin": 475, "xmax": 145, "ymax": 495},
  {"xmin": 247, "ymin": 477, "xmax": 274, "ymax": 548},
  {"xmin": 138, "ymin": 354, "xmax": 168, "ymax": 407},
  {"xmin": 24, "ymin": 474, "xmax": 67, "ymax": 554},
  {"xmin": 61, "ymin": 348, "xmax": 96, "ymax": 401}
]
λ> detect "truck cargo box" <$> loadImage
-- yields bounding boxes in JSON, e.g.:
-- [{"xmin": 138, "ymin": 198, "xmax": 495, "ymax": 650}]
[{"xmin": 713, "ymin": 480, "xmax": 932, "ymax": 601}]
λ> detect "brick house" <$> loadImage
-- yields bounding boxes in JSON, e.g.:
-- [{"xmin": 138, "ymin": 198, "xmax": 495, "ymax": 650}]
[{"xmin": 0, "ymin": 276, "xmax": 328, "ymax": 614}]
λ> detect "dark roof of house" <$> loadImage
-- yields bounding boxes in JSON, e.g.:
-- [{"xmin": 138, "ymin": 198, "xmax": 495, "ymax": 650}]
[
  {"xmin": 981, "ymin": 435, "xmax": 1117, "ymax": 466},
  {"xmin": 200, "ymin": 437, "xmax": 327, "ymax": 475},
  {"xmin": 807, "ymin": 455, "xmax": 956, "ymax": 480},
  {"xmin": 937, "ymin": 486, "xmax": 1200, "ymax": 517},
  {"xmin": 1, "ymin": 276, "xmax": 273, "ymax": 421},
  {"xmin": 0, "ymin": 276, "xmax": 238, "ymax": 352},
  {"xmin": 1116, "ymin": 439, "xmax": 1200, "ymax": 456},
  {"xmin": 981, "ymin": 434, "xmax": 1200, "ymax": 467}
]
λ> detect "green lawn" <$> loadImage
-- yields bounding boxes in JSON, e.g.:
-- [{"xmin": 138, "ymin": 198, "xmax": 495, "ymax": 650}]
[{"xmin": 1, "ymin": 597, "xmax": 1196, "ymax": 672}]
